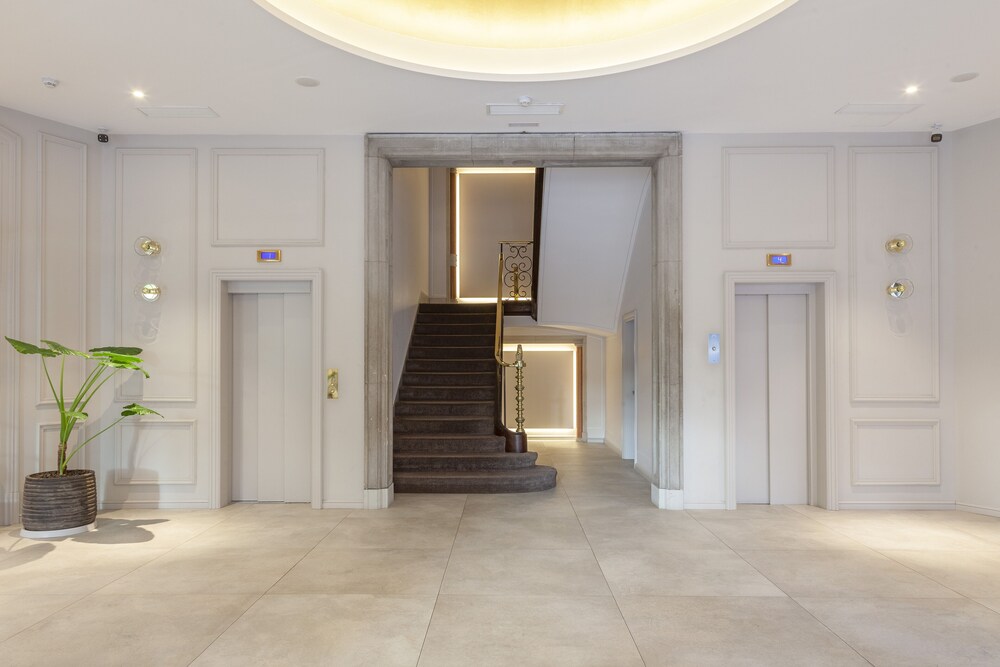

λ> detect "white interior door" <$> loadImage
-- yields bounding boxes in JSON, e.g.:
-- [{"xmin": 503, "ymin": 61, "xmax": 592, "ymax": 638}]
[
  {"xmin": 735, "ymin": 295, "xmax": 770, "ymax": 503},
  {"xmin": 621, "ymin": 317, "xmax": 637, "ymax": 460},
  {"xmin": 231, "ymin": 286, "xmax": 311, "ymax": 503},
  {"xmin": 734, "ymin": 292, "xmax": 809, "ymax": 505},
  {"xmin": 767, "ymin": 294, "xmax": 809, "ymax": 505}
]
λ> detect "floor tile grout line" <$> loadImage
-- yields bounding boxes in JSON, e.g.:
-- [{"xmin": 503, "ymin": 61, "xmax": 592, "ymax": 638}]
[
  {"xmin": 565, "ymin": 489, "xmax": 648, "ymax": 666},
  {"xmin": 185, "ymin": 509, "xmax": 351, "ymax": 665},
  {"xmin": 414, "ymin": 493, "xmax": 468, "ymax": 667}
]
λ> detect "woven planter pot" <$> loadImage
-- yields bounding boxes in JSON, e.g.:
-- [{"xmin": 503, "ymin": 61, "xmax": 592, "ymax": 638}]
[{"xmin": 21, "ymin": 469, "xmax": 97, "ymax": 537}]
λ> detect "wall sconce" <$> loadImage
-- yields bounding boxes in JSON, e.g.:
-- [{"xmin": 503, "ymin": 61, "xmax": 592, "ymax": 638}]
[
  {"xmin": 886, "ymin": 279, "xmax": 913, "ymax": 299},
  {"xmin": 136, "ymin": 283, "xmax": 161, "ymax": 302},
  {"xmin": 134, "ymin": 237, "xmax": 162, "ymax": 256},
  {"xmin": 885, "ymin": 234, "xmax": 912, "ymax": 254}
]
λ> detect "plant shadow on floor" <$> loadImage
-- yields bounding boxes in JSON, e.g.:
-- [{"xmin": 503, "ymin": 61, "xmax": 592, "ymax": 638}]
[
  {"xmin": 69, "ymin": 517, "xmax": 168, "ymax": 544},
  {"xmin": 0, "ymin": 533, "xmax": 56, "ymax": 570}
]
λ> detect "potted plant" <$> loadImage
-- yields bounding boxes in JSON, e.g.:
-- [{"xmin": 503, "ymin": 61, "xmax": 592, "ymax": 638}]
[{"xmin": 6, "ymin": 337, "xmax": 160, "ymax": 538}]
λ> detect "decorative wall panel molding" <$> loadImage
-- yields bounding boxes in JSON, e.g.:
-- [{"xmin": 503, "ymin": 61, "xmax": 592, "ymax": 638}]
[
  {"xmin": 35, "ymin": 423, "xmax": 66, "ymax": 474},
  {"xmin": 114, "ymin": 420, "xmax": 197, "ymax": 485},
  {"xmin": 116, "ymin": 149, "xmax": 198, "ymax": 402},
  {"xmin": 36, "ymin": 133, "xmax": 87, "ymax": 406},
  {"xmin": 722, "ymin": 147, "xmax": 835, "ymax": 248},
  {"xmin": 212, "ymin": 148, "xmax": 325, "ymax": 246},
  {"xmin": 849, "ymin": 147, "xmax": 939, "ymax": 402},
  {"xmin": 850, "ymin": 419, "xmax": 940, "ymax": 485},
  {"xmin": 0, "ymin": 124, "xmax": 20, "ymax": 525}
]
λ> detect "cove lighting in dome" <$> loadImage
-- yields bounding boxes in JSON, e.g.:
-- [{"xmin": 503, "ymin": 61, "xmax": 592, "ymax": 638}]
[{"xmin": 254, "ymin": 0, "xmax": 799, "ymax": 81}]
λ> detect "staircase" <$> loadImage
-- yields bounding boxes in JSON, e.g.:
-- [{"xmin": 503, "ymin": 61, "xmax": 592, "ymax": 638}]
[{"xmin": 393, "ymin": 302, "xmax": 557, "ymax": 493}]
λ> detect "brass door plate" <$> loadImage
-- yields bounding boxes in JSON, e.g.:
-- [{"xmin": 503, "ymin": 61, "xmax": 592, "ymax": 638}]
[{"xmin": 327, "ymin": 369, "xmax": 339, "ymax": 399}]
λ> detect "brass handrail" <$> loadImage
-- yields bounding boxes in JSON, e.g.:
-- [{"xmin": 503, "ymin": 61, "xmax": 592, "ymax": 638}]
[{"xmin": 495, "ymin": 251, "xmax": 527, "ymax": 436}]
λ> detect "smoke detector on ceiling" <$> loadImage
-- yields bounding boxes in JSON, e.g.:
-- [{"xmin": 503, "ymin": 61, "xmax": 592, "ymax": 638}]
[{"xmin": 40, "ymin": 77, "xmax": 59, "ymax": 89}]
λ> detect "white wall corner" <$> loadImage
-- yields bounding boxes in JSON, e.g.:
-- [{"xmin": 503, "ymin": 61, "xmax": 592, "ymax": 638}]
[
  {"xmin": 364, "ymin": 483, "xmax": 395, "ymax": 509},
  {"xmin": 651, "ymin": 485, "xmax": 684, "ymax": 509}
]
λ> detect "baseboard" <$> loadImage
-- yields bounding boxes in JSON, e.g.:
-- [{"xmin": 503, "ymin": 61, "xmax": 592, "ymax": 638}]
[
  {"xmin": 684, "ymin": 502, "xmax": 727, "ymax": 510},
  {"xmin": 364, "ymin": 483, "xmax": 394, "ymax": 509},
  {"xmin": 956, "ymin": 503, "xmax": 1000, "ymax": 518},
  {"xmin": 836, "ymin": 501, "xmax": 956, "ymax": 510},
  {"xmin": 585, "ymin": 437, "xmax": 606, "ymax": 444},
  {"xmin": 99, "ymin": 500, "xmax": 212, "ymax": 510},
  {"xmin": 322, "ymin": 501, "xmax": 365, "ymax": 509},
  {"xmin": 651, "ymin": 485, "xmax": 684, "ymax": 510}
]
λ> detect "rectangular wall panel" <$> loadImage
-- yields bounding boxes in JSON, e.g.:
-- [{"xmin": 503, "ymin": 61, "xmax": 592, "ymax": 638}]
[
  {"xmin": 114, "ymin": 420, "xmax": 197, "ymax": 485},
  {"xmin": 851, "ymin": 419, "xmax": 940, "ymax": 485},
  {"xmin": 849, "ymin": 147, "xmax": 938, "ymax": 401},
  {"xmin": 213, "ymin": 149, "xmax": 324, "ymax": 246},
  {"xmin": 35, "ymin": 423, "xmax": 66, "ymax": 473},
  {"xmin": 116, "ymin": 149, "xmax": 198, "ymax": 402},
  {"xmin": 723, "ymin": 147, "xmax": 835, "ymax": 248},
  {"xmin": 37, "ymin": 133, "xmax": 87, "ymax": 405}
]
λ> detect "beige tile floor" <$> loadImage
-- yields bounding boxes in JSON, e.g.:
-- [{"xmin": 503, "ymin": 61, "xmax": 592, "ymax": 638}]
[{"xmin": 2, "ymin": 440, "xmax": 1000, "ymax": 665}]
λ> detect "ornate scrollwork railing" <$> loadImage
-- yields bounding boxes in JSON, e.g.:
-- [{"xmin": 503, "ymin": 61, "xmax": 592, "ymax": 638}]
[
  {"xmin": 500, "ymin": 241, "xmax": 533, "ymax": 301},
  {"xmin": 494, "ymin": 248, "xmax": 528, "ymax": 452}
]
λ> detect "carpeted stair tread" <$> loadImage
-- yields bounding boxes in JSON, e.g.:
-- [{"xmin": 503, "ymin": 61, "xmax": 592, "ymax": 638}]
[
  {"xmin": 394, "ymin": 466, "xmax": 558, "ymax": 494},
  {"xmin": 402, "ymin": 372, "xmax": 495, "ymax": 387},
  {"xmin": 397, "ymin": 386, "xmax": 496, "ymax": 401},
  {"xmin": 405, "ymin": 358, "xmax": 496, "ymax": 372},
  {"xmin": 409, "ymin": 346, "xmax": 494, "ymax": 359},
  {"xmin": 394, "ymin": 434, "xmax": 507, "ymax": 453},
  {"xmin": 394, "ymin": 451, "xmax": 538, "ymax": 472},
  {"xmin": 395, "ymin": 400, "xmax": 494, "ymax": 417}
]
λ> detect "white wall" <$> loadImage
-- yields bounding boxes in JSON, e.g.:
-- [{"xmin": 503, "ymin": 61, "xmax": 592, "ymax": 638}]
[
  {"xmin": 0, "ymin": 124, "xmax": 370, "ymax": 513},
  {"xmin": 953, "ymin": 117, "xmax": 1000, "ymax": 515},
  {"xmin": 681, "ymin": 132, "xmax": 955, "ymax": 510},
  {"xmin": 538, "ymin": 167, "xmax": 650, "ymax": 333},
  {"xmin": 604, "ymin": 186, "xmax": 654, "ymax": 477},
  {"xmin": 0, "ymin": 107, "xmax": 104, "ymax": 524},
  {"xmin": 391, "ymin": 168, "xmax": 430, "ymax": 395},
  {"xmin": 458, "ymin": 171, "xmax": 535, "ymax": 298}
]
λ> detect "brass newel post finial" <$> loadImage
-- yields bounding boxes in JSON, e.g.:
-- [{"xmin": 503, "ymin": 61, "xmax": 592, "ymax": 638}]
[{"xmin": 514, "ymin": 344, "xmax": 526, "ymax": 433}]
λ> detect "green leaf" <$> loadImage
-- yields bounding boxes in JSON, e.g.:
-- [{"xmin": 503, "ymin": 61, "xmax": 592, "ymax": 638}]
[
  {"xmin": 40, "ymin": 340, "xmax": 89, "ymax": 358},
  {"xmin": 5, "ymin": 337, "xmax": 58, "ymax": 357},
  {"xmin": 121, "ymin": 404, "xmax": 162, "ymax": 418},
  {"xmin": 90, "ymin": 346, "xmax": 143, "ymax": 356},
  {"xmin": 64, "ymin": 410, "xmax": 88, "ymax": 421}
]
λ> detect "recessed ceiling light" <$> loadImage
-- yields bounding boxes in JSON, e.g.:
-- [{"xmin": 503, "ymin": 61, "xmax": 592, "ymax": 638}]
[
  {"xmin": 295, "ymin": 76, "xmax": 321, "ymax": 87},
  {"xmin": 950, "ymin": 72, "xmax": 979, "ymax": 83},
  {"xmin": 904, "ymin": 85, "xmax": 919, "ymax": 95},
  {"xmin": 131, "ymin": 89, "xmax": 146, "ymax": 99}
]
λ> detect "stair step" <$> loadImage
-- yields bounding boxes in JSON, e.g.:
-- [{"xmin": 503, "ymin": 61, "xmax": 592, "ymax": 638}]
[
  {"xmin": 395, "ymin": 401, "xmax": 494, "ymax": 417},
  {"xmin": 417, "ymin": 312, "xmax": 495, "ymax": 324},
  {"xmin": 394, "ymin": 452, "xmax": 537, "ymax": 472},
  {"xmin": 405, "ymin": 358, "xmax": 496, "ymax": 373},
  {"xmin": 412, "ymin": 334, "xmax": 495, "ymax": 347},
  {"xmin": 409, "ymin": 346, "xmax": 494, "ymax": 360},
  {"xmin": 402, "ymin": 372, "xmax": 494, "ymax": 387},
  {"xmin": 419, "ymin": 303, "xmax": 495, "ymax": 314},
  {"xmin": 414, "ymin": 322, "xmax": 495, "ymax": 335},
  {"xmin": 394, "ymin": 415, "xmax": 494, "ymax": 435},
  {"xmin": 394, "ymin": 434, "xmax": 506, "ymax": 454},
  {"xmin": 397, "ymin": 385, "xmax": 496, "ymax": 401},
  {"xmin": 394, "ymin": 467, "xmax": 558, "ymax": 494}
]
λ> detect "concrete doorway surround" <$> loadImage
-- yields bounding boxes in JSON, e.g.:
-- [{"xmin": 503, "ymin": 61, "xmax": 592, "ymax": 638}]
[{"xmin": 364, "ymin": 133, "xmax": 683, "ymax": 509}]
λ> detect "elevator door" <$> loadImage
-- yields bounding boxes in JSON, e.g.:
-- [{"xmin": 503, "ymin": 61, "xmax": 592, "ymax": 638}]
[
  {"xmin": 231, "ymin": 287, "xmax": 311, "ymax": 502},
  {"xmin": 734, "ymin": 293, "xmax": 809, "ymax": 505}
]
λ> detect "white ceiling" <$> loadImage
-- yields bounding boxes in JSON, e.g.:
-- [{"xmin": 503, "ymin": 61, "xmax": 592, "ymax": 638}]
[{"xmin": 1, "ymin": 0, "xmax": 998, "ymax": 136}]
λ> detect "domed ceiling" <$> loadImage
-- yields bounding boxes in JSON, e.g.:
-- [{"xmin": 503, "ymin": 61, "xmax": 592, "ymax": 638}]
[{"xmin": 254, "ymin": 0, "xmax": 800, "ymax": 80}]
